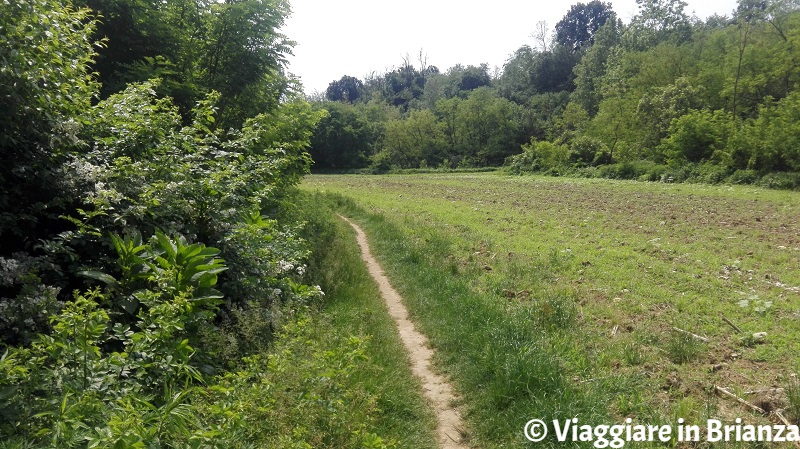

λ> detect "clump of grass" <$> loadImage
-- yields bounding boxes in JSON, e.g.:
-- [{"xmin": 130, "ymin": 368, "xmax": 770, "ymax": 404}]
[
  {"xmin": 666, "ymin": 333, "xmax": 706, "ymax": 364},
  {"xmin": 529, "ymin": 291, "xmax": 577, "ymax": 329},
  {"xmin": 786, "ymin": 374, "xmax": 800, "ymax": 422},
  {"xmin": 622, "ymin": 343, "xmax": 644, "ymax": 366}
]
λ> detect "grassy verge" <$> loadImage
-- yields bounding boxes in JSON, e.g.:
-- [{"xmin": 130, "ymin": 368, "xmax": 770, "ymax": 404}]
[
  {"xmin": 192, "ymin": 194, "xmax": 438, "ymax": 449},
  {"xmin": 315, "ymin": 193, "xmax": 621, "ymax": 448},
  {"xmin": 302, "ymin": 195, "xmax": 438, "ymax": 448},
  {"xmin": 302, "ymin": 173, "xmax": 800, "ymax": 448}
]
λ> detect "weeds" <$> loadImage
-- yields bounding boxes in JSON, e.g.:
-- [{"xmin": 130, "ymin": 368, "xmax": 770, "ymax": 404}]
[
  {"xmin": 666, "ymin": 333, "xmax": 706, "ymax": 364},
  {"xmin": 787, "ymin": 375, "xmax": 800, "ymax": 423}
]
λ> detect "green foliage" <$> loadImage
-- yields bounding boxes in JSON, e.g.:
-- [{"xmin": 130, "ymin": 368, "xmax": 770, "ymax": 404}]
[
  {"xmin": 787, "ymin": 375, "xmax": 800, "ymax": 422},
  {"xmin": 0, "ymin": 288, "xmax": 209, "ymax": 446},
  {"xmin": 739, "ymin": 91, "xmax": 800, "ymax": 171},
  {"xmin": 665, "ymin": 333, "xmax": 706, "ymax": 364},
  {"xmin": 309, "ymin": 102, "xmax": 373, "ymax": 169},
  {"xmin": 378, "ymin": 110, "xmax": 446, "ymax": 169},
  {"xmin": 0, "ymin": 0, "xmax": 371, "ymax": 447},
  {"xmin": 507, "ymin": 140, "xmax": 569, "ymax": 173},
  {"xmin": 496, "ymin": 44, "xmax": 580, "ymax": 105},
  {"xmin": 0, "ymin": 0, "xmax": 99, "ymax": 248},
  {"xmin": 628, "ymin": 0, "xmax": 692, "ymax": 48},
  {"xmin": 0, "ymin": 0, "xmax": 98, "ymax": 151},
  {"xmin": 555, "ymin": 1, "xmax": 617, "ymax": 51},
  {"xmin": 197, "ymin": 314, "xmax": 400, "ymax": 449},
  {"xmin": 660, "ymin": 109, "xmax": 732, "ymax": 164},
  {"xmin": 0, "ymin": 255, "xmax": 63, "ymax": 346},
  {"xmin": 325, "ymin": 75, "xmax": 364, "ymax": 103},
  {"xmin": 79, "ymin": 0, "xmax": 295, "ymax": 128},
  {"xmin": 87, "ymin": 80, "xmax": 182, "ymax": 159}
]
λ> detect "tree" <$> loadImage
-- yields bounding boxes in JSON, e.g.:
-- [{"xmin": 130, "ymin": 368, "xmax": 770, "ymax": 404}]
[
  {"xmin": 76, "ymin": 0, "xmax": 294, "ymax": 128},
  {"xmin": 456, "ymin": 64, "xmax": 492, "ymax": 92},
  {"xmin": 571, "ymin": 21, "xmax": 622, "ymax": 115},
  {"xmin": 497, "ymin": 46, "xmax": 538, "ymax": 104},
  {"xmin": 198, "ymin": 0, "xmax": 294, "ymax": 128},
  {"xmin": 325, "ymin": 75, "xmax": 364, "ymax": 103},
  {"xmin": 380, "ymin": 110, "xmax": 446, "ymax": 168},
  {"xmin": 555, "ymin": 1, "xmax": 617, "ymax": 51},
  {"xmin": 498, "ymin": 45, "xmax": 581, "ymax": 104},
  {"xmin": 628, "ymin": 0, "xmax": 692, "ymax": 48},
  {"xmin": 308, "ymin": 102, "xmax": 373, "ymax": 168},
  {"xmin": 453, "ymin": 88, "xmax": 523, "ymax": 166},
  {"xmin": 0, "ymin": 0, "xmax": 99, "ymax": 249}
]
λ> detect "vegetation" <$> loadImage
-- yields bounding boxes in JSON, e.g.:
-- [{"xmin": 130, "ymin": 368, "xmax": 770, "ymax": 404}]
[
  {"xmin": 1, "ymin": 0, "xmax": 434, "ymax": 447},
  {"xmin": 304, "ymin": 173, "xmax": 800, "ymax": 447},
  {"xmin": 5, "ymin": 0, "xmax": 800, "ymax": 446},
  {"xmin": 309, "ymin": 0, "xmax": 800, "ymax": 188}
]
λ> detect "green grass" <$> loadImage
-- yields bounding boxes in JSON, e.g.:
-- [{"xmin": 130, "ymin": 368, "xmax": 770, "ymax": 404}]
[
  {"xmin": 307, "ymin": 201, "xmax": 439, "ymax": 448},
  {"xmin": 302, "ymin": 172, "xmax": 800, "ymax": 447},
  {"xmin": 197, "ymin": 194, "xmax": 439, "ymax": 449}
]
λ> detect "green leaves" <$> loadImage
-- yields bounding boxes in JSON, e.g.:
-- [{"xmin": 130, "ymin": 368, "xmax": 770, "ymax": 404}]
[
  {"xmin": 148, "ymin": 231, "xmax": 226, "ymax": 306},
  {"xmin": 80, "ymin": 231, "xmax": 226, "ymax": 317}
]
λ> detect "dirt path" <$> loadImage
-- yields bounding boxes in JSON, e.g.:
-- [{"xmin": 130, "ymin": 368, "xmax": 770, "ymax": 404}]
[{"xmin": 339, "ymin": 215, "xmax": 469, "ymax": 449}]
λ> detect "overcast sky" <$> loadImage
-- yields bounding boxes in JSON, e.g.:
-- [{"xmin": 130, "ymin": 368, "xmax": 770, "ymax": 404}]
[{"xmin": 282, "ymin": 0, "xmax": 741, "ymax": 95}]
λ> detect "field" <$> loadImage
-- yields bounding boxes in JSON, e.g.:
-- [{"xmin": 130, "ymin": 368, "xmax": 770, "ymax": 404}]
[{"xmin": 303, "ymin": 173, "xmax": 800, "ymax": 447}]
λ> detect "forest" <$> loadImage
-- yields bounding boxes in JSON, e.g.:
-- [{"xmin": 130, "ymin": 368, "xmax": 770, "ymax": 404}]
[{"xmin": 310, "ymin": 0, "xmax": 800, "ymax": 188}]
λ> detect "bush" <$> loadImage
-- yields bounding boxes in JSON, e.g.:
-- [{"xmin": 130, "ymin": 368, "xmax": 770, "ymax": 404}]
[
  {"xmin": 661, "ymin": 109, "xmax": 731, "ymax": 164},
  {"xmin": 594, "ymin": 160, "xmax": 667, "ymax": 181},
  {"xmin": 507, "ymin": 139, "xmax": 569, "ymax": 173},
  {"xmin": 757, "ymin": 172, "xmax": 800, "ymax": 190},
  {"xmin": 569, "ymin": 135, "xmax": 608, "ymax": 166},
  {"xmin": 728, "ymin": 169, "xmax": 760, "ymax": 185},
  {"xmin": 696, "ymin": 163, "xmax": 731, "ymax": 184}
]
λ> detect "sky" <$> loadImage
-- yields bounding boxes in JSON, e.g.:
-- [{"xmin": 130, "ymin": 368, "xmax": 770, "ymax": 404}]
[{"xmin": 282, "ymin": 0, "xmax": 741, "ymax": 95}]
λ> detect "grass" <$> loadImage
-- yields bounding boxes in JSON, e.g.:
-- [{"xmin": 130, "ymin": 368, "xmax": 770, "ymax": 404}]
[
  {"xmin": 302, "ymin": 172, "xmax": 800, "ymax": 447},
  {"xmin": 210, "ymin": 193, "xmax": 439, "ymax": 449},
  {"xmin": 306, "ymin": 199, "xmax": 439, "ymax": 448},
  {"xmin": 301, "ymin": 196, "xmax": 439, "ymax": 448}
]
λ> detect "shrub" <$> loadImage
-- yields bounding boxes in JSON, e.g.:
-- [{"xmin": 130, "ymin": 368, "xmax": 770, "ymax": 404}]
[
  {"xmin": 728, "ymin": 169, "xmax": 759, "ymax": 185},
  {"xmin": 594, "ymin": 160, "xmax": 666, "ymax": 181},
  {"xmin": 568, "ymin": 135, "xmax": 608, "ymax": 166},
  {"xmin": 507, "ymin": 139, "xmax": 570, "ymax": 173},
  {"xmin": 757, "ymin": 172, "xmax": 800, "ymax": 190},
  {"xmin": 661, "ymin": 109, "xmax": 731, "ymax": 164},
  {"xmin": 696, "ymin": 163, "xmax": 731, "ymax": 185},
  {"xmin": 0, "ymin": 255, "xmax": 62, "ymax": 346}
]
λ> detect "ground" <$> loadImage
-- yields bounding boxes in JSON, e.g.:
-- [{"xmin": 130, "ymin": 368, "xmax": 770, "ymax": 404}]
[{"xmin": 304, "ymin": 173, "xmax": 800, "ymax": 448}]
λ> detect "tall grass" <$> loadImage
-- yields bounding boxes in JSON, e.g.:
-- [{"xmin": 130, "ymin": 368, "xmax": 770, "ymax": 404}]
[
  {"xmin": 325, "ymin": 194, "xmax": 628, "ymax": 448},
  {"xmin": 299, "ymin": 193, "xmax": 439, "ymax": 448}
]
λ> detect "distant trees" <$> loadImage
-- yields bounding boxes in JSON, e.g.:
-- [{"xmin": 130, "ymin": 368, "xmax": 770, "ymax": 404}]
[
  {"xmin": 555, "ymin": 1, "xmax": 618, "ymax": 51},
  {"xmin": 309, "ymin": 102, "xmax": 373, "ymax": 168},
  {"xmin": 326, "ymin": 75, "xmax": 364, "ymax": 103},
  {"xmin": 308, "ymin": 0, "xmax": 800, "ymax": 186}
]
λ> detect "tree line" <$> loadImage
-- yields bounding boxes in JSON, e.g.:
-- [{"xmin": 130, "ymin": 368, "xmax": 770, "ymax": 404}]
[{"xmin": 310, "ymin": 0, "xmax": 800, "ymax": 188}]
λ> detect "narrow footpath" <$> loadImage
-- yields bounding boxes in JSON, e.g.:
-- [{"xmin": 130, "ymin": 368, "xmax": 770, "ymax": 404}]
[{"xmin": 339, "ymin": 215, "xmax": 470, "ymax": 449}]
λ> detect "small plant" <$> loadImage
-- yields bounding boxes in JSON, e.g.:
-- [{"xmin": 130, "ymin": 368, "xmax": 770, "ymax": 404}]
[
  {"xmin": 738, "ymin": 294, "xmax": 773, "ymax": 315},
  {"xmin": 787, "ymin": 374, "xmax": 800, "ymax": 423},
  {"xmin": 666, "ymin": 333, "xmax": 705, "ymax": 364},
  {"xmin": 622, "ymin": 343, "xmax": 644, "ymax": 366},
  {"xmin": 530, "ymin": 291, "xmax": 576, "ymax": 329}
]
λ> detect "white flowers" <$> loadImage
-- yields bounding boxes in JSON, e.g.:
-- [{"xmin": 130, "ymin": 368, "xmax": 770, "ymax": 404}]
[{"xmin": 278, "ymin": 260, "xmax": 294, "ymax": 273}]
